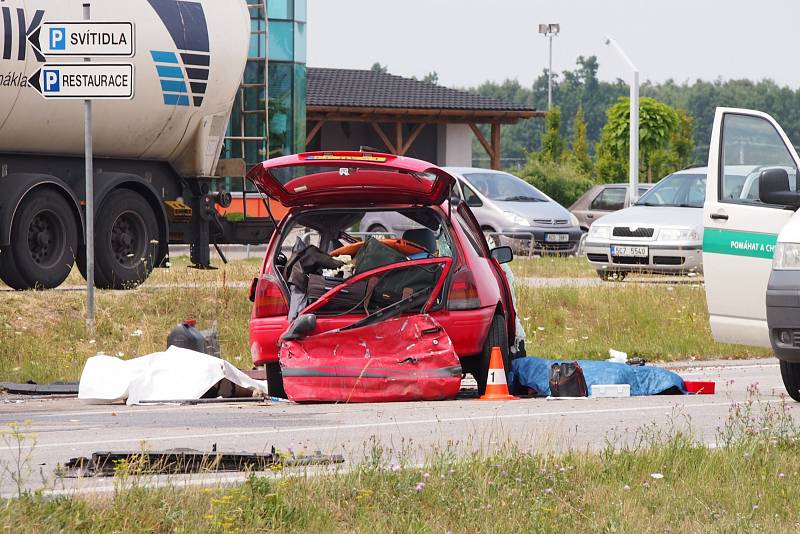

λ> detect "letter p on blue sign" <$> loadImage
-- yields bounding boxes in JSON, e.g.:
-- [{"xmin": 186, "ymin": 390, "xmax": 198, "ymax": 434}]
[
  {"xmin": 49, "ymin": 27, "xmax": 66, "ymax": 51},
  {"xmin": 43, "ymin": 70, "xmax": 60, "ymax": 93}
]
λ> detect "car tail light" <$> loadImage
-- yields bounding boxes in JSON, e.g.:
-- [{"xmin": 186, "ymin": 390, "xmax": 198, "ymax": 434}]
[
  {"xmin": 253, "ymin": 274, "xmax": 289, "ymax": 318},
  {"xmin": 447, "ymin": 269, "xmax": 480, "ymax": 310}
]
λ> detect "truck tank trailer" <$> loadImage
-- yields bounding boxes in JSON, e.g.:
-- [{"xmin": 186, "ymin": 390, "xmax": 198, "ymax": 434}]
[{"xmin": 0, "ymin": 0, "xmax": 271, "ymax": 290}]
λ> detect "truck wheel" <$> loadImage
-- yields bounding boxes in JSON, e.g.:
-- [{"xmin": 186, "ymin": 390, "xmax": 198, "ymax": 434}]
[
  {"xmin": 473, "ymin": 314, "xmax": 510, "ymax": 395},
  {"xmin": 780, "ymin": 361, "xmax": 800, "ymax": 402},
  {"xmin": 265, "ymin": 362, "xmax": 287, "ymax": 399},
  {"xmin": 1, "ymin": 189, "xmax": 77, "ymax": 290},
  {"xmin": 94, "ymin": 189, "xmax": 158, "ymax": 289}
]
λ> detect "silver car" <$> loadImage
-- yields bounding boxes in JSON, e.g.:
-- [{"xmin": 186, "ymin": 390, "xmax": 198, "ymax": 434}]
[
  {"xmin": 360, "ymin": 168, "xmax": 583, "ymax": 255},
  {"xmin": 585, "ymin": 167, "xmax": 709, "ymax": 280}
]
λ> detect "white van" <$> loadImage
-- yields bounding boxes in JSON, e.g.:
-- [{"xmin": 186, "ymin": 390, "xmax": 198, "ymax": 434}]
[{"xmin": 703, "ymin": 107, "xmax": 800, "ymax": 400}]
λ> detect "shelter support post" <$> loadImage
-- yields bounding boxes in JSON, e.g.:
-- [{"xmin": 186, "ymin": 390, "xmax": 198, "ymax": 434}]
[{"xmin": 469, "ymin": 122, "xmax": 503, "ymax": 170}]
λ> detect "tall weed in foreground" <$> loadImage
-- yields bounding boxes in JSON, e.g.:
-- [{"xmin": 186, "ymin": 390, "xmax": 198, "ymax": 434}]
[{"xmin": 0, "ymin": 421, "xmax": 38, "ymax": 498}]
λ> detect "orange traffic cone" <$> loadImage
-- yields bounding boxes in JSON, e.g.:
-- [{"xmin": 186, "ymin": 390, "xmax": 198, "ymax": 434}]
[{"xmin": 479, "ymin": 347, "xmax": 519, "ymax": 401}]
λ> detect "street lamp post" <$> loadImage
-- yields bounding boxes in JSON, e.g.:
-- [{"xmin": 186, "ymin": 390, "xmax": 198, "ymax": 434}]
[
  {"xmin": 538, "ymin": 23, "xmax": 560, "ymax": 110},
  {"xmin": 605, "ymin": 36, "xmax": 639, "ymax": 204}
]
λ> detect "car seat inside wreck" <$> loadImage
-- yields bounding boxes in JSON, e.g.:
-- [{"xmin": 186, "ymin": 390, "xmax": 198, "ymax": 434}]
[{"xmin": 275, "ymin": 207, "xmax": 455, "ymax": 322}]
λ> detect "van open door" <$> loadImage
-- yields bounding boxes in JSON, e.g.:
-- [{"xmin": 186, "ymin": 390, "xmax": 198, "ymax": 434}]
[{"xmin": 704, "ymin": 108, "xmax": 800, "ymax": 346}]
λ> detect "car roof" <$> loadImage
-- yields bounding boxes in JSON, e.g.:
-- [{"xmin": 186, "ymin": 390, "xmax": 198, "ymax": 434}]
[
  {"xmin": 443, "ymin": 167, "xmax": 512, "ymax": 176},
  {"xmin": 671, "ymin": 166, "xmax": 708, "ymax": 175},
  {"xmin": 601, "ymin": 183, "xmax": 654, "ymax": 188}
]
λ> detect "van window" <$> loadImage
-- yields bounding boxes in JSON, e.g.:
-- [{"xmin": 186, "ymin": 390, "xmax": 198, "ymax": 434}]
[
  {"xmin": 720, "ymin": 114, "xmax": 797, "ymax": 205},
  {"xmin": 590, "ymin": 187, "xmax": 626, "ymax": 211}
]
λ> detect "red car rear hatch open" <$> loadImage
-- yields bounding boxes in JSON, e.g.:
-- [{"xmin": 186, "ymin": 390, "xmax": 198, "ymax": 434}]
[
  {"xmin": 246, "ymin": 151, "xmax": 456, "ymax": 207},
  {"xmin": 279, "ymin": 257, "xmax": 462, "ymax": 403}
]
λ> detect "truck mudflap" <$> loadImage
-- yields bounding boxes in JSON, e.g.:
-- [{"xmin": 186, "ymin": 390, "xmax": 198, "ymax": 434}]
[{"xmin": 279, "ymin": 315, "xmax": 462, "ymax": 403}]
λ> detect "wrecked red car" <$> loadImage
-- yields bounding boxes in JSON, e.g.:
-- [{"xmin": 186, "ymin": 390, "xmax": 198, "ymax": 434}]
[{"xmin": 247, "ymin": 151, "xmax": 517, "ymax": 401}]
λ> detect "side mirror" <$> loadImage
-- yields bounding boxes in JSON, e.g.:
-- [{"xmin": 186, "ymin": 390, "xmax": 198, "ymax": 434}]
[
  {"xmin": 491, "ymin": 246, "xmax": 513, "ymax": 265},
  {"xmin": 281, "ymin": 314, "xmax": 317, "ymax": 341},
  {"xmin": 759, "ymin": 168, "xmax": 800, "ymax": 207},
  {"xmin": 275, "ymin": 252, "xmax": 288, "ymax": 267},
  {"xmin": 467, "ymin": 197, "xmax": 482, "ymax": 208}
]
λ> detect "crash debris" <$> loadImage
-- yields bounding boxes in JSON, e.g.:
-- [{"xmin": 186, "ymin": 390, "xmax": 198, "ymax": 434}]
[{"xmin": 61, "ymin": 447, "xmax": 345, "ymax": 477}]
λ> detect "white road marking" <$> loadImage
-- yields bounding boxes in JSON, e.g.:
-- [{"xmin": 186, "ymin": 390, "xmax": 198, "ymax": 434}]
[{"xmin": 0, "ymin": 398, "xmax": 786, "ymax": 452}]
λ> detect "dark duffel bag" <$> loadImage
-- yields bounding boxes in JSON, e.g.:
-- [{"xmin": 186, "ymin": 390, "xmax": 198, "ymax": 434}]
[{"xmin": 549, "ymin": 362, "xmax": 588, "ymax": 397}]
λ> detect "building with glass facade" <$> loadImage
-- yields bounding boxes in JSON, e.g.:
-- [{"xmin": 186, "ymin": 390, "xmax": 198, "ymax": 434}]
[{"xmin": 224, "ymin": 0, "xmax": 307, "ymax": 179}]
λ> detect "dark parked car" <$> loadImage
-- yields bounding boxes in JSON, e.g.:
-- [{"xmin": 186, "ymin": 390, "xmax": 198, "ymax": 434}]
[{"xmin": 570, "ymin": 183, "xmax": 653, "ymax": 231}]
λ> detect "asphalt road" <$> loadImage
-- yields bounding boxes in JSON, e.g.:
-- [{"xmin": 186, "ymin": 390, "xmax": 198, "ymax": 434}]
[{"xmin": 0, "ymin": 358, "xmax": 793, "ymax": 497}]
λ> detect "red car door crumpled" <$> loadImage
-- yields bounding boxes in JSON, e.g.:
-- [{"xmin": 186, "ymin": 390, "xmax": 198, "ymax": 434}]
[{"xmin": 279, "ymin": 314, "xmax": 462, "ymax": 403}]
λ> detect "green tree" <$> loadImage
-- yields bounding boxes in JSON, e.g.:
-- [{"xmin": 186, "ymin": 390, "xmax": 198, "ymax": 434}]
[
  {"xmin": 569, "ymin": 105, "xmax": 593, "ymax": 174},
  {"xmin": 594, "ymin": 127, "xmax": 628, "ymax": 183},
  {"xmin": 515, "ymin": 158, "xmax": 593, "ymax": 207},
  {"xmin": 370, "ymin": 62, "xmax": 388, "ymax": 74},
  {"xmin": 600, "ymin": 96, "xmax": 679, "ymax": 182},
  {"xmin": 649, "ymin": 109, "xmax": 696, "ymax": 179},
  {"xmin": 539, "ymin": 106, "xmax": 565, "ymax": 162},
  {"xmin": 422, "ymin": 71, "xmax": 439, "ymax": 84}
]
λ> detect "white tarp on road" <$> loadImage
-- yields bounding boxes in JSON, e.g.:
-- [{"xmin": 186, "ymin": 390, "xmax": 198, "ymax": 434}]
[{"xmin": 78, "ymin": 346, "xmax": 269, "ymax": 405}]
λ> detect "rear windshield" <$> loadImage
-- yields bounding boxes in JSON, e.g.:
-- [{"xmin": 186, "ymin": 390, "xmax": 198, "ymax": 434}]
[
  {"xmin": 276, "ymin": 207, "xmax": 454, "ymax": 316},
  {"xmin": 462, "ymin": 172, "xmax": 548, "ymax": 202}
]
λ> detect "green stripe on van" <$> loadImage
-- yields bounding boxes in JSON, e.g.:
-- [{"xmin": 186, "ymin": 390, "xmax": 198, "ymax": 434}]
[{"xmin": 703, "ymin": 228, "xmax": 778, "ymax": 259}]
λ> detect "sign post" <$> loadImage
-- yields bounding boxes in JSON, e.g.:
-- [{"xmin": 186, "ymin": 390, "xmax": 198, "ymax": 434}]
[
  {"xmin": 27, "ymin": 5, "xmax": 135, "ymax": 333},
  {"xmin": 84, "ymin": 3, "xmax": 95, "ymax": 333}
]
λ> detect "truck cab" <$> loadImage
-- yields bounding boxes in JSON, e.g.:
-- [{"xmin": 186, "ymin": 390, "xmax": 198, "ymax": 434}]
[{"xmin": 703, "ymin": 107, "xmax": 800, "ymax": 399}]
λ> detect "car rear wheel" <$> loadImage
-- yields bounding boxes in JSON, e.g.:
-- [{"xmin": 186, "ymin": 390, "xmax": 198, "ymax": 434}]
[
  {"xmin": 265, "ymin": 362, "xmax": 287, "ymax": 399},
  {"xmin": 472, "ymin": 314, "xmax": 510, "ymax": 395},
  {"xmin": 780, "ymin": 360, "xmax": 800, "ymax": 402}
]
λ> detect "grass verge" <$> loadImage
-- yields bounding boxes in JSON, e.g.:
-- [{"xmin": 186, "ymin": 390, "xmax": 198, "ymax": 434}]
[
  {"xmin": 0, "ymin": 258, "xmax": 766, "ymax": 384},
  {"xmin": 0, "ymin": 258, "xmax": 259, "ymax": 384},
  {"xmin": 509, "ymin": 256, "xmax": 596, "ymax": 278},
  {"xmin": 2, "ymin": 392, "xmax": 799, "ymax": 532},
  {"xmin": 515, "ymin": 282, "xmax": 771, "ymax": 361}
]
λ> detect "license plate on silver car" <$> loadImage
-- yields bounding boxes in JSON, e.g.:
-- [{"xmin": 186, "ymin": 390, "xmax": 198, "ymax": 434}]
[
  {"xmin": 545, "ymin": 233, "xmax": 569, "ymax": 243},
  {"xmin": 610, "ymin": 245, "xmax": 648, "ymax": 257}
]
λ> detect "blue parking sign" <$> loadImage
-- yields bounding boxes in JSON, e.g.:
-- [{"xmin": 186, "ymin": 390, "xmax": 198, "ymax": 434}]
[
  {"xmin": 49, "ymin": 27, "xmax": 66, "ymax": 51},
  {"xmin": 43, "ymin": 69, "xmax": 60, "ymax": 93}
]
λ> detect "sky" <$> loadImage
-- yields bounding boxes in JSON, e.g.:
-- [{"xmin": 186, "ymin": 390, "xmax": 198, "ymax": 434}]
[{"xmin": 307, "ymin": 0, "xmax": 799, "ymax": 90}]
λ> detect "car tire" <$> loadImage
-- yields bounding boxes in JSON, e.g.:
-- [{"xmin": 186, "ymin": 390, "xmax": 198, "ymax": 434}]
[
  {"xmin": 1, "ymin": 188, "xmax": 78, "ymax": 290},
  {"xmin": 266, "ymin": 361, "xmax": 287, "ymax": 399},
  {"xmin": 597, "ymin": 270, "xmax": 626, "ymax": 282},
  {"xmin": 780, "ymin": 360, "xmax": 800, "ymax": 402},
  {"xmin": 473, "ymin": 314, "xmax": 510, "ymax": 395},
  {"xmin": 482, "ymin": 227, "xmax": 499, "ymax": 250},
  {"xmin": 93, "ymin": 189, "xmax": 159, "ymax": 290}
]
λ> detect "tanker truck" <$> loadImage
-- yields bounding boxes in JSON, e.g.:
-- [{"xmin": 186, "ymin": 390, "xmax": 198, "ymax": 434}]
[{"xmin": 0, "ymin": 0, "xmax": 272, "ymax": 290}]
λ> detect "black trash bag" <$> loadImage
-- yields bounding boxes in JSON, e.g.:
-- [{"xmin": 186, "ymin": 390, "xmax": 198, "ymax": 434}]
[{"xmin": 548, "ymin": 362, "xmax": 588, "ymax": 397}]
